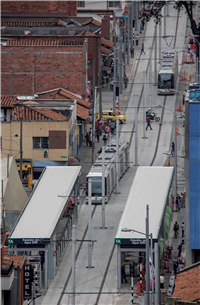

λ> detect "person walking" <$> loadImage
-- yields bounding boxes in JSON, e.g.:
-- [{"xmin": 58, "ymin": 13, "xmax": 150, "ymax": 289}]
[
  {"xmin": 171, "ymin": 142, "xmax": 175, "ymax": 156},
  {"xmin": 160, "ymin": 275, "xmax": 165, "ymax": 289},
  {"xmin": 141, "ymin": 43, "xmax": 146, "ymax": 55},
  {"xmin": 96, "ymin": 128, "xmax": 101, "ymax": 143},
  {"xmin": 130, "ymin": 45, "xmax": 134, "ymax": 58},
  {"xmin": 146, "ymin": 116, "xmax": 152, "ymax": 130},
  {"xmin": 103, "ymin": 133, "xmax": 108, "ymax": 146},
  {"xmin": 173, "ymin": 221, "xmax": 179, "ymax": 238},
  {"xmin": 85, "ymin": 132, "xmax": 90, "ymax": 146},
  {"xmin": 178, "ymin": 195, "xmax": 181, "ymax": 212},
  {"xmin": 181, "ymin": 222, "xmax": 185, "ymax": 237},
  {"xmin": 136, "ymin": 34, "xmax": 139, "ymax": 46},
  {"xmin": 121, "ymin": 263, "xmax": 128, "ymax": 283},
  {"xmin": 123, "ymin": 74, "xmax": 129, "ymax": 89},
  {"xmin": 173, "ymin": 256, "xmax": 178, "ymax": 275},
  {"xmin": 89, "ymin": 129, "xmax": 92, "ymax": 147},
  {"xmin": 111, "ymin": 121, "xmax": 116, "ymax": 135},
  {"xmin": 140, "ymin": 22, "xmax": 143, "ymax": 34}
]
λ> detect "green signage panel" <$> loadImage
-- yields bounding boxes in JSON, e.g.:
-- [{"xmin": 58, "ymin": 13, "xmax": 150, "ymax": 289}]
[
  {"xmin": 115, "ymin": 238, "xmax": 121, "ymax": 245},
  {"xmin": 7, "ymin": 238, "xmax": 14, "ymax": 245},
  {"xmin": 61, "ymin": 156, "xmax": 67, "ymax": 158}
]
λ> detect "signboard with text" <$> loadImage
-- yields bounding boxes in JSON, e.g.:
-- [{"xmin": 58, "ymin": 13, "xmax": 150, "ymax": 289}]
[{"xmin": 23, "ymin": 265, "xmax": 32, "ymax": 299}]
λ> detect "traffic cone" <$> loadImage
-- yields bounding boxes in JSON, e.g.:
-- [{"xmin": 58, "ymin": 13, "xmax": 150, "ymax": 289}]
[
  {"xmin": 181, "ymin": 75, "xmax": 183, "ymax": 81},
  {"xmin": 176, "ymin": 124, "xmax": 179, "ymax": 136},
  {"xmin": 189, "ymin": 75, "xmax": 192, "ymax": 82},
  {"xmin": 183, "ymin": 71, "xmax": 186, "ymax": 80},
  {"xmin": 177, "ymin": 101, "xmax": 182, "ymax": 111},
  {"xmin": 167, "ymin": 156, "xmax": 170, "ymax": 166}
]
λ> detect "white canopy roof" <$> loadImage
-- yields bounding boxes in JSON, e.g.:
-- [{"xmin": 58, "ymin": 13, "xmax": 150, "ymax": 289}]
[
  {"xmin": 115, "ymin": 167, "xmax": 174, "ymax": 243},
  {"xmin": 10, "ymin": 166, "xmax": 81, "ymax": 241}
]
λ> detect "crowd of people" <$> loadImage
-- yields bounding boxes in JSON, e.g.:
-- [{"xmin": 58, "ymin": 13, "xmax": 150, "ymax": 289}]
[{"xmin": 172, "ymin": 193, "xmax": 185, "ymax": 212}]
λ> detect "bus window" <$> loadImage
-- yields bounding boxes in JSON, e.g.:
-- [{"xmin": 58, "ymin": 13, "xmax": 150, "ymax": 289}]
[{"xmin": 158, "ymin": 74, "xmax": 173, "ymax": 89}]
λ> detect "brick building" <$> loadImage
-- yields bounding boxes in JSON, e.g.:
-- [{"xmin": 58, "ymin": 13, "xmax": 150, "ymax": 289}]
[
  {"xmin": 1, "ymin": 1, "xmax": 77, "ymax": 15},
  {"xmin": 1, "ymin": 39, "xmax": 88, "ymax": 97}
]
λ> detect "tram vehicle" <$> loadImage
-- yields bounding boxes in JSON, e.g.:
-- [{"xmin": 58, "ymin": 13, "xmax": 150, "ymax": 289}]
[
  {"xmin": 157, "ymin": 49, "xmax": 178, "ymax": 95},
  {"xmin": 86, "ymin": 139, "xmax": 129, "ymax": 204}
]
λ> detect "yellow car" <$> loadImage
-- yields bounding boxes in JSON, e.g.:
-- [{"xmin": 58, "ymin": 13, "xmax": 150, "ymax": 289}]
[{"xmin": 97, "ymin": 111, "xmax": 126, "ymax": 124}]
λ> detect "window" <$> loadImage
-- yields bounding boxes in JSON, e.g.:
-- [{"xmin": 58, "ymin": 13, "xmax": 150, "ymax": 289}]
[
  {"xmin": 108, "ymin": 1, "xmax": 120, "ymax": 8},
  {"xmin": 33, "ymin": 137, "xmax": 49, "ymax": 149},
  {"xmin": 78, "ymin": 1, "xmax": 85, "ymax": 7}
]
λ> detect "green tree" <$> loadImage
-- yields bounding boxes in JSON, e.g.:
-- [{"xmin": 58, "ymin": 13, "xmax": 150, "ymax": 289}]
[{"xmin": 141, "ymin": 1, "xmax": 200, "ymax": 55}]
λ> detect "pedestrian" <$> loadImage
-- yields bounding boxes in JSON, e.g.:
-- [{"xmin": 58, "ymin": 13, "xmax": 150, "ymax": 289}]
[
  {"xmin": 121, "ymin": 263, "xmax": 128, "ymax": 283},
  {"xmin": 173, "ymin": 256, "xmax": 178, "ymax": 275},
  {"xmin": 172, "ymin": 196, "xmax": 176, "ymax": 212},
  {"xmin": 130, "ymin": 45, "xmax": 134, "ymax": 58},
  {"xmin": 141, "ymin": 43, "xmax": 146, "ymax": 55},
  {"xmin": 146, "ymin": 116, "xmax": 152, "ymax": 130},
  {"xmin": 171, "ymin": 142, "xmax": 175, "ymax": 156},
  {"xmin": 178, "ymin": 195, "xmax": 181, "ymax": 212},
  {"xmin": 96, "ymin": 128, "xmax": 101, "ymax": 143},
  {"xmin": 190, "ymin": 48, "xmax": 193, "ymax": 62},
  {"xmin": 103, "ymin": 133, "xmax": 108, "ymax": 145},
  {"xmin": 39, "ymin": 251, "xmax": 45, "ymax": 271},
  {"xmin": 100, "ymin": 119, "xmax": 104, "ymax": 134},
  {"xmin": 111, "ymin": 121, "xmax": 116, "ymax": 134},
  {"xmin": 136, "ymin": 34, "xmax": 139, "ymax": 46},
  {"xmin": 140, "ymin": 22, "xmax": 143, "ymax": 34},
  {"xmin": 89, "ymin": 129, "xmax": 92, "ymax": 147},
  {"xmin": 123, "ymin": 74, "xmax": 129, "ymax": 88},
  {"xmin": 173, "ymin": 221, "xmax": 179, "ymax": 238},
  {"xmin": 177, "ymin": 260, "xmax": 184, "ymax": 273},
  {"xmin": 177, "ymin": 243, "xmax": 182, "ymax": 258},
  {"xmin": 85, "ymin": 132, "xmax": 89, "ymax": 146},
  {"xmin": 115, "ymin": 106, "xmax": 121, "ymax": 115},
  {"xmin": 142, "ymin": 18, "xmax": 145, "ymax": 29},
  {"xmin": 160, "ymin": 275, "xmax": 165, "ymax": 289},
  {"xmin": 181, "ymin": 222, "xmax": 185, "ymax": 238}
]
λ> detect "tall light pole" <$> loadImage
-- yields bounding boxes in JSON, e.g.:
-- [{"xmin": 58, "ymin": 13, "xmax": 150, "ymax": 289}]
[
  {"xmin": 121, "ymin": 224, "xmax": 153, "ymax": 305},
  {"xmin": 19, "ymin": 106, "xmax": 24, "ymax": 182}
]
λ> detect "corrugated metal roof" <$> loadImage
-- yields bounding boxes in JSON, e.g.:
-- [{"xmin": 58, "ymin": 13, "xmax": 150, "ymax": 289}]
[
  {"xmin": 9, "ymin": 166, "xmax": 81, "ymax": 240},
  {"xmin": 101, "ymin": 36, "xmax": 114, "ymax": 48},
  {"xmin": 115, "ymin": 167, "xmax": 174, "ymax": 241},
  {"xmin": 82, "ymin": 17, "xmax": 101, "ymax": 27},
  {"xmin": 101, "ymin": 46, "xmax": 112, "ymax": 55}
]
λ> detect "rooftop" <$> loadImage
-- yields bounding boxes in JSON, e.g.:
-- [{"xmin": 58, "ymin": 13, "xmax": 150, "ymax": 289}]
[
  {"xmin": 172, "ymin": 261, "xmax": 200, "ymax": 302},
  {"xmin": 6, "ymin": 39, "xmax": 85, "ymax": 46},
  {"xmin": 3, "ymin": 254, "xmax": 25, "ymax": 270},
  {"xmin": 1, "ymin": 96, "xmax": 17, "ymax": 108}
]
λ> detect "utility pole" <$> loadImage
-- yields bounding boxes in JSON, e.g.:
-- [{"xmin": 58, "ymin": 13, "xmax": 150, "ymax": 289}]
[
  {"xmin": 146, "ymin": 205, "xmax": 150, "ymax": 305},
  {"xmin": 113, "ymin": 46, "xmax": 116, "ymax": 110},
  {"xmin": 149, "ymin": 47, "xmax": 152, "ymax": 108},
  {"xmin": 135, "ymin": 94, "xmax": 138, "ymax": 166},
  {"xmin": 120, "ymin": 28, "xmax": 123, "ymax": 94},
  {"xmin": 72, "ymin": 224, "xmax": 76, "ymax": 305},
  {"xmin": 174, "ymin": 114, "xmax": 177, "ymax": 197},
  {"xmin": 115, "ymin": 117, "xmax": 119, "ymax": 194},
  {"xmin": 101, "ymin": 147, "xmax": 106, "ymax": 229},
  {"xmin": 123, "ymin": 23, "xmax": 126, "ymax": 76},
  {"xmin": 143, "ymin": 71, "xmax": 147, "ymax": 139},
  {"xmin": 164, "ymin": 5, "xmax": 166, "ymax": 37},
  {"xmin": 20, "ymin": 111, "xmax": 23, "ymax": 181},
  {"xmin": 92, "ymin": 87, "xmax": 97, "ymax": 165},
  {"xmin": 88, "ymin": 179, "xmax": 92, "ymax": 267},
  {"xmin": 127, "ymin": 6, "xmax": 130, "ymax": 65},
  {"xmin": 154, "ymin": 24, "xmax": 157, "ymax": 85},
  {"xmin": 159, "ymin": 20, "xmax": 162, "ymax": 63}
]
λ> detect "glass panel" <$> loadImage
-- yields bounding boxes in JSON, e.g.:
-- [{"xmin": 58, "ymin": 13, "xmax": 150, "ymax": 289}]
[
  {"xmin": 158, "ymin": 74, "xmax": 173, "ymax": 89},
  {"xmin": 33, "ymin": 137, "xmax": 41, "ymax": 149},
  {"xmin": 41, "ymin": 137, "xmax": 49, "ymax": 149}
]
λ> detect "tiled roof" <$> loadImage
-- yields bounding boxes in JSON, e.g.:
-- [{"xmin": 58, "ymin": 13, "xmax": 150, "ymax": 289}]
[
  {"xmin": 12, "ymin": 104, "xmax": 67, "ymax": 121},
  {"xmin": 82, "ymin": 17, "xmax": 101, "ymax": 27},
  {"xmin": 1, "ymin": 21, "xmax": 54, "ymax": 27},
  {"xmin": 76, "ymin": 30, "xmax": 97, "ymax": 37},
  {"xmin": 6, "ymin": 39, "xmax": 84, "ymax": 46},
  {"xmin": 36, "ymin": 88, "xmax": 90, "ymax": 120},
  {"xmin": 36, "ymin": 88, "xmax": 90, "ymax": 109},
  {"xmin": 101, "ymin": 46, "xmax": 112, "ymax": 55},
  {"xmin": 3, "ymin": 254, "xmax": 24, "ymax": 269},
  {"xmin": 101, "ymin": 37, "xmax": 114, "ymax": 48},
  {"xmin": 172, "ymin": 262, "xmax": 200, "ymax": 302},
  {"xmin": 1, "ymin": 96, "xmax": 17, "ymax": 108}
]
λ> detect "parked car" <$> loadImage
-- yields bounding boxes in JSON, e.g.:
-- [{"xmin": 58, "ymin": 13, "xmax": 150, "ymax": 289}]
[{"xmin": 96, "ymin": 110, "xmax": 126, "ymax": 124}]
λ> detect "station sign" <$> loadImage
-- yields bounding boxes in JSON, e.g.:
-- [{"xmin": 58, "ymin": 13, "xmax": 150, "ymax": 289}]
[
  {"xmin": 115, "ymin": 238, "xmax": 146, "ymax": 248},
  {"xmin": 7, "ymin": 238, "xmax": 49, "ymax": 245}
]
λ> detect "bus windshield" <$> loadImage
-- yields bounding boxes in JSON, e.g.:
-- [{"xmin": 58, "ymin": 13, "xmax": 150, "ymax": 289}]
[{"xmin": 158, "ymin": 73, "xmax": 173, "ymax": 89}]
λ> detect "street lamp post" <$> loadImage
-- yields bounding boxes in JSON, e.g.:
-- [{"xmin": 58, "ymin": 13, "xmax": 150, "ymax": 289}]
[{"xmin": 121, "ymin": 205, "xmax": 152, "ymax": 305}]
